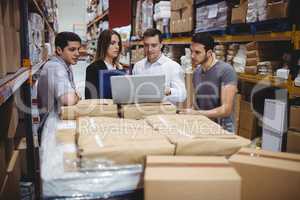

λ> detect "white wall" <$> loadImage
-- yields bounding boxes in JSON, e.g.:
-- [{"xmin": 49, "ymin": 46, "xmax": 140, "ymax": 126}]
[{"xmin": 57, "ymin": 0, "xmax": 87, "ymax": 40}]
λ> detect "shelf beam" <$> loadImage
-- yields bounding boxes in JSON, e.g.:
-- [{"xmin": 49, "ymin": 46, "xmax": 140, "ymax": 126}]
[
  {"xmin": 87, "ymin": 10, "xmax": 109, "ymax": 29},
  {"xmin": 0, "ymin": 62, "xmax": 44, "ymax": 107},
  {"xmin": 32, "ymin": 0, "xmax": 55, "ymax": 33},
  {"xmin": 130, "ymin": 31, "xmax": 298, "ymax": 46}
]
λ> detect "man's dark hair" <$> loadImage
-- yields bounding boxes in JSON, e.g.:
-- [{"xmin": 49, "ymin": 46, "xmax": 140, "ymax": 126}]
[
  {"xmin": 143, "ymin": 28, "xmax": 163, "ymax": 43},
  {"xmin": 192, "ymin": 33, "xmax": 215, "ymax": 51},
  {"xmin": 55, "ymin": 32, "xmax": 81, "ymax": 50}
]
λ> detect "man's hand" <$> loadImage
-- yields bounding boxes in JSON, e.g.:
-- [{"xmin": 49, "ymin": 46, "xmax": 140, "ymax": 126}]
[
  {"xmin": 178, "ymin": 108, "xmax": 200, "ymax": 115},
  {"xmin": 165, "ymin": 87, "xmax": 171, "ymax": 96}
]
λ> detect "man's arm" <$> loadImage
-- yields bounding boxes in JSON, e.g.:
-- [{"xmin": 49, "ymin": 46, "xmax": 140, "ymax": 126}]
[
  {"xmin": 60, "ymin": 91, "xmax": 80, "ymax": 106},
  {"xmin": 186, "ymin": 84, "xmax": 236, "ymax": 118},
  {"xmin": 167, "ymin": 65, "xmax": 187, "ymax": 103}
]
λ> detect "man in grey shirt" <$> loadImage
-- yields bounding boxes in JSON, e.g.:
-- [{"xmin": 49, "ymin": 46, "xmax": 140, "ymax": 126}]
[
  {"xmin": 180, "ymin": 33, "xmax": 237, "ymax": 132},
  {"xmin": 37, "ymin": 32, "xmax": 81, "ymax": 131}
]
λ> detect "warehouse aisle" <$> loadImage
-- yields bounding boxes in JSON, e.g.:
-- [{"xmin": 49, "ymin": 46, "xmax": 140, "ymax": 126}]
[{"xmin": 71, "ymin": 60, "xmax": 90, "ymax": 99}]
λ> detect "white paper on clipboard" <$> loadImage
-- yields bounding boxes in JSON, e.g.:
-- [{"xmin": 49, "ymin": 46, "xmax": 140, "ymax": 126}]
[{"xmin": 208, "ymin": 4, "xmax": 218, "ymax": 19}]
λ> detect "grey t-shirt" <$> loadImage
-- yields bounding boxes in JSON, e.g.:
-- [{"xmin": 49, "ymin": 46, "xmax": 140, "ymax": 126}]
[
  {"xmin": 37, "ymin": 56, "xmax": 76, "ymax": 124},
  {"xmin": 193, "ymin": 60, "xmax": 237, "ymax": 132}
]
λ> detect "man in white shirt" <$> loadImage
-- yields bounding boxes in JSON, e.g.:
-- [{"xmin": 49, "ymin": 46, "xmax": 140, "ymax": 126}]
[{"xmin": 132, "ymin": 28, "xmax": 186, "ymax": 104}]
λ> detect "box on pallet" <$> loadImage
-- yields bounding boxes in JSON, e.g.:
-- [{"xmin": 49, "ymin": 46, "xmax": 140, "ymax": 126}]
[
  {"xmin": 229, "ymin": 148, "xmax": 300, "ymax": 200},
  {"xmin": 145, "ymin": 156, "xmax": 241, "ymax": 200}
]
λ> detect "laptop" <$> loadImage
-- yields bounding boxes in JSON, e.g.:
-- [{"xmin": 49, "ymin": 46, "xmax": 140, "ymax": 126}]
[{"xmin": 111, "ymin": 74, "xmax": 166, "ymax": 104}]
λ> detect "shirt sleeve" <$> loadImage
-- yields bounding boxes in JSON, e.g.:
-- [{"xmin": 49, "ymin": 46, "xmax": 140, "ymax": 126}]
[
  {"xmin": 222, "ymin": 65, "xmax": 237, "ymax": 86},
  {"xmin": 47, "ymin": 64, "xmax": 75, "ymax": 100},
  {"xmin": 167, "ymin": 63, "xmax": 187, "ymax": 103}
]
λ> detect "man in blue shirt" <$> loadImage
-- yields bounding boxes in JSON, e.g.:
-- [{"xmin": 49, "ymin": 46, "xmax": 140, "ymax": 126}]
[{"xmin": 38, "ymin": 32, "xmax": 81, "ymax": 128}]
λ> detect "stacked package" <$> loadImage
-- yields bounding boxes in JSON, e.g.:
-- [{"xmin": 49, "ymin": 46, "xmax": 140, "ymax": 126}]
[
  {"xmin": 142, "ymin": 0, "xmax": 154, "ymax": 33},
  {"xmin": 180, "ymin": 48, "xmax": 192, "ymax": 72},
  {"xmin": 214, "ymin": 45, "xmax": 227, "ymax": 61},
  {"xmin": 60, "ymin": 99, "xmax": 119, "ymax": 120},
  {"xmin": 245, "ymin": 41, "xmax": 281, "ymax": 75},
  {"xmin": 28, "ymin": 13, "xmax": 44, "ymax": 65},
  {"xmin": 0, "ymin": 0, "xmax": 21, "ymax": 77},
  {"xmin": 195, "ymin": 1, "xmax": 228, "ymax": 33},
  {"xmin": 131, "ymin": 47, "xmax": 145, "ymax": 64},
  {"xmin": 246, "ymin": 0, "xmax": 267, "ymax": 23},
  {"xmin": 154, "ymin": 1, "xmax": 171, "ymax": 35},
  {"xmin": 226, "ymin": 44, "xmax": 239, "ymax": 65},
  {"xmin": 145, "ymin": 114, "xmax": 251, "ymax": 156},
  {"xmin": 73, "ymin": 114, "xmax": 250, "ymax": 167},
  {"xmin": 233, "ymin": 45, "xmax": 247, "ymax": 73},
  {"xmin": 170, "ymin": 0, "xmax": 193, "ymax": 33},
  {"xmin": 77, "ymin": 117, "xmax": 175, "ymax": 165}
]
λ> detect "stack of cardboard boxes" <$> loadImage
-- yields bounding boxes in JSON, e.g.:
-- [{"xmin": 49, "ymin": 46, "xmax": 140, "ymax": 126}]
[
  {"xmin": 195, "ymin": 1, "xmax": 228, "ymax": 32},
  {"xmin": 0, "ymin": 97, "xmax": 21, "ymax": 199},
  {"xmin": 287, "ymin": 106, "xmax": 300, "ymax": 154},
  {"xmin": 144, "ymin": 148, "xmax": 300, "ymax": 200},
  {"xmin": 266, "ymin": 0, "xmax": 289, "ymax": 20},
  {"xmin": 231, "ymin": 0, "xmax": 248, "ymax": 24},
  {"xmin": 232, "ymin": 0, "xmax": 289, "ymax": 24},
  {"xmin": 238, "ymin": 100, "xmax": 257, "ymax": 139},
  {"xmin": 170, "ymin": 0, "xmax": 193, "ymax": 33},
  {"xmin": 0, "ymin": 0, "xmax": 21, "ymax": 78},
  {"xmin": 245, "ymin": 41, "xmax": 281, "ymax": 75}
]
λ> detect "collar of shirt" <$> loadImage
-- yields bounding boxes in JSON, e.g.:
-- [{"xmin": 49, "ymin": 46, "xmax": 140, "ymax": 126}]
[
  {"xmin": 51, "ymin": 56, "xmax": 71, "ymax": 72},
  {"xmin": 198, "ymin": 56, "xmax": 218, "ymax": 74},
  {"xmin": 51, "ymin": 56, "xmax": 76, "ymax": 89},
  {"xmin": 104, "ymin": 60, "xmax": 116, "ymax": 70},
  {"xmin": 145, "ymin": 54, "xmax": 168, "ymax": 68}
]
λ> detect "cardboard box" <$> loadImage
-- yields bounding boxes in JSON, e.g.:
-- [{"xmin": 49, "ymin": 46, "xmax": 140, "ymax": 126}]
[
  {"xmin": 289, "ymin": 106, "xmax": 300, "ymax": 131},
  {"xmin": 287, "ymin": 130, "xmax": 300, "ymax": 154},
  {"xmin": 56, "ymin": 129, "xmax": 76, "ymax": 145},
  {"xmin": 229, "ymin": 148, "xmax": 300, "ymax": 200},
  {"xmin": 267, "ymin": 1, "xmax": 288, "ymax": 20},
  {"xmin": 121, "ymin": 102, "xmax": 177, "ymax": 119},
  {"xmin": 231, "ymin": 0, "xmax": 248, "ymax": 24},
  {"xmin": 0, "ymin": 142, "xmax": 6, "ymax": 187},
  {"xmin": 146, "ymin": 114, "xmax": 251, "ymax": 156},
  {"xmin": 60, "ymin": 99, "xmax": 119, "ymax": 120},
  {"xmin": 5, "ymin": 27, "xmax": 19, "ymax": 73},
  {"xmin": 13, "ymin": 31, "xmax": 21, "ymax": 70},
  {"xmin": 13, "ymin": 0, "xmax": 20, "ymax": 30},
  {"xmin": 144, "ymin": 156, "xmax": 241, "ymax": 200},
  {"xmin": 246, "ymin": 58, "xmax": 258, "ymax": 66},
  {"xmin": 238, "ymin": 100, "xmax": 257, "ymax": 139},
  {"xmin": 78, "ymin": 135, "xmax": 175, "ymax": 165},
  {"xmin": 244, "ymin": 66, "xmax": 258, "ymax": 74},
  {"xmin": 17, "ymin": 138, "xmax": 27, "ymax": 176},
  {"xmin": 0, "ymin": 2, "xmax": 3, "ymax": 25},
  {"xmin": 0, "ymin": 151, "xmax": 21, "ymax": 200},
  {"xmin": 77, "ymin": 117, "xmax": 175, "ymax": 164},
  {"xmin": 0, "ymin": 25, "xmax": 7, "ymax": 78},
  {"xmin": 2, "ymin": 0, "xmax": 14, "ymax": 27},
  {"xmin": 170, "ymin": 0, "xmax": 193, "ymax": 33},
  {"xmin": 235, "ymin": 94, "xmax": 241, "ymax": 135}
]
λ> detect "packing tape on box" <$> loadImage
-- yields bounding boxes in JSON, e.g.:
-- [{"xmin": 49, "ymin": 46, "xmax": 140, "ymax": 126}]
[
  {"xmin": 237, "ymin": 151, "xmax": 300, "ymax": 163},
  {"xmin": 147, "ymin": 162, "xmax": 231, "ymax": 168}
]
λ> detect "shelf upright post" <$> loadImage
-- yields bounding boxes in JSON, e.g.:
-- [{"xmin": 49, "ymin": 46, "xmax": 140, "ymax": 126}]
[{"xmin": 20, "ymin": 1, "xmax": 40, "ymax": 198}]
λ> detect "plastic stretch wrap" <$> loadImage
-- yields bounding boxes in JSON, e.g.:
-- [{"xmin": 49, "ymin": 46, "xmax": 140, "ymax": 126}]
[{"xmin": 40, "ymin": 112, "xmax": 143, "ymax": 199}]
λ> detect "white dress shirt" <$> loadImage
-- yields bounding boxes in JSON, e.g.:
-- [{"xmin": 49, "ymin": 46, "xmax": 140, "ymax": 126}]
[{"xmin": 132, "ymin": 54, "xmax": 187, "ymax": 104}]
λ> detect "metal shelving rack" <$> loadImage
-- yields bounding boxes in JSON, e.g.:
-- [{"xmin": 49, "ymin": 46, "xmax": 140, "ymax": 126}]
[{"xmin": 0, "ymin": 0, "xmax": 56, "ymax": 198}]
